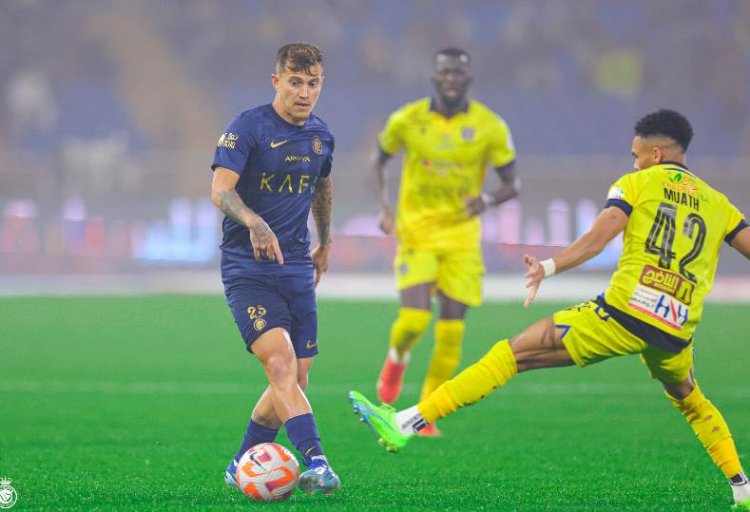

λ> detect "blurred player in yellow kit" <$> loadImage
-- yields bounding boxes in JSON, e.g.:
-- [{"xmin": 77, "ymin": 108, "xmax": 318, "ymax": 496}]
[
  {"xmin": 351, "ymin": 109, "xmax": 750, "ymax": 509},
  {"xmin": 372, "ymin": 48, "xmax": 519, "ymax": 435}
]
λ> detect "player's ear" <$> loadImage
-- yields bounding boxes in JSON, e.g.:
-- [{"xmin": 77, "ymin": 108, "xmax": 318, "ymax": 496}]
[
  {"xmin": 652, "ymin": 146, "xmax": 663, "ymax": 164},
  {"xmin": 271, "ymin": 73, "xmax": 280, "ymax": 90}
]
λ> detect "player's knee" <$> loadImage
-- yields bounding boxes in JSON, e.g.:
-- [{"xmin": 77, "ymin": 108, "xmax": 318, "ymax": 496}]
[
  {"xmin": 264, "ymin": 352, "xmax": 296, "ymax": 386},
  {"xmin": 663, "ymin": 378, "xmax": 695, "ymax": 402},
  {"xmin": 398, "ymin": 307, "xmax": 432, "ymax": 335},
  {"xmin": 667, "ymin": 381, "xmax": 707, "ymax": 422}
]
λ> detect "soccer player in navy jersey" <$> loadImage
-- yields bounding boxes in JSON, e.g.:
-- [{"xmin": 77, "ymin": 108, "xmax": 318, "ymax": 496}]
[{"xmin": 211, "ymin": 42, "xmax": 340, "ymax": 494}]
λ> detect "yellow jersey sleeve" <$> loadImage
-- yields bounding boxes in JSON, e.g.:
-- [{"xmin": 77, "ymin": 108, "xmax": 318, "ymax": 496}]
[
  {"xmin": 488, "ymin": 116, "xmax": 516, "ymax": 167},
  {"xmin": 378, "ymin": 108, "xmax": 407, "ymax": 156},
  {"xmin": 605, "ymin": 172, "xmax": 638, "ymax": 215},
  {"xmin": 724, "ymin": 200, "xmax": 748, "ymax": 243}
]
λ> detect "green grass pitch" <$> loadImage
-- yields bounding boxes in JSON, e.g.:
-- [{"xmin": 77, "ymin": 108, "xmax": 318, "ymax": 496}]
[{"xmin": 1, "ymin": 295, "xmax": 748, "ymax": 510}]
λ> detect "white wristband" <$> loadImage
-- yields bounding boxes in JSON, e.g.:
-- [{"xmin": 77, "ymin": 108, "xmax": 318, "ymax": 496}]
[
  {"xmin": 481, "ymin": 193, "xmax": 494, "ymax": 207},
  {"xmin": 540, "ymin": 259, "xmax": 556, "ymax": 278}
]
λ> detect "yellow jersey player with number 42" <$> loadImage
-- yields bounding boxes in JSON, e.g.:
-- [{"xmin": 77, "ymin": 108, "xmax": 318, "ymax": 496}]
[
  {"xmin": 372, "ymin": 48, "xmax": 519, "ymax": 436},
  {"xmin": 350, "ymin": 109, "xmax": 750, "ymax": 510}
]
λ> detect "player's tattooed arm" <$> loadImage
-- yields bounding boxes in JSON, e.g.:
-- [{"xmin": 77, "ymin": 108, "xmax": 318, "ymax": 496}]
[
  {"xmin": 215, "ymin": 186, "xmax": 253, "ymax": 226},
  {"xmin": 312, "ymin": 175, "xmax": 333, "ymax": 245},
  {"xmin": 311, "ymin": 175, "xmax": 332, "ymax": 286},
  {"xmin": 211, "ymin": 167, "xmax": 283, "ymax": 263}
]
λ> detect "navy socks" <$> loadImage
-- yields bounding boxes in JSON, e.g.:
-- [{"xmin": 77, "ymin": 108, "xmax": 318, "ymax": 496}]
[
  {"xmin": 234, "ymin": 419, "xmax": 279, "ymax": 461},
  {"xmin": 284, "ymin": 413, "xmax": 325, "ymax": 466}
]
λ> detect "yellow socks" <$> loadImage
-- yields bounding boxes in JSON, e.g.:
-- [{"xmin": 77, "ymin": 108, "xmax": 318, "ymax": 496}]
[
  {"xmin": 420, "ymin": 319, "xmax": 465, "ymax": 401},
  {"xmin": 418, "ymin": 339, "xmax": 517, "ymax": 424},
  {"xmin": 669, "ymin": 383, "xmax": 741, "ymax": 478},
  {"xmin": 388, "ymin": 307, "xmax": 431, "ymax": 359}
]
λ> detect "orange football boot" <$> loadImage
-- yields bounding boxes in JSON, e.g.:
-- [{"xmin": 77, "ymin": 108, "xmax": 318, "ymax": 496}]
[
  {"xmin": 376, "ymin": 355, "xmax": 406, "ymax": 404},
  {"xmin": 416, "ymin": 423, "xmax": 441, "ymax": 437}
]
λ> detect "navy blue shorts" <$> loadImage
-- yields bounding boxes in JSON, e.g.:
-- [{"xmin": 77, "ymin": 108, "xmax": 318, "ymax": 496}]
[{"xmin": 223, "ymin": 268, "xmax": 318, "ymax": 358}]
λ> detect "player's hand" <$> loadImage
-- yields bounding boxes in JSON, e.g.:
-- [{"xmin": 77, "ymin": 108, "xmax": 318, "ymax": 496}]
[
  {"xmin": 464, "ymin": 195, "xmax": 488, "ymax": 217},
  {"xmin": 523, "ymin": 254, "xmax": 544, "ymax": 308},
  {"xmin": 378, "ymin": 206, "xmax": 394, "ymax": 234},
  {"xmin": 248, "ymin": 218, "xmax": 284, "ymax": 264},
  {"xmin": 311, "ymin": 243, "xmax": 331, "ymax": 287}
]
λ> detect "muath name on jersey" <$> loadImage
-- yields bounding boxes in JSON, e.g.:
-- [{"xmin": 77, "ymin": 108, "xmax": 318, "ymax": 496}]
[{"xmin": 663, "ymin": 187, "xmax": 700, "ymax": 211}]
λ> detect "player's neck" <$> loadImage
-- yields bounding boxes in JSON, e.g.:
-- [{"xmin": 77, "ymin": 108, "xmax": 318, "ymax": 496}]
[
  {"xmin": 432, "ymin": 97, "xmax": 468, "ymax": 119},
  {"xmin": 271, "ymin": 98, "xmax": 307, "ymax": 126}
]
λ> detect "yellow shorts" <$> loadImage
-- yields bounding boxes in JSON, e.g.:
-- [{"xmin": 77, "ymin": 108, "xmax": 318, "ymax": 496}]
[
  {"xmin": 553, "ymin": 300, "xmax": 693, "ymax": 383},
  {"xmin": 394, "ymin": 246, "xmax": 484, "ymax": 307}
]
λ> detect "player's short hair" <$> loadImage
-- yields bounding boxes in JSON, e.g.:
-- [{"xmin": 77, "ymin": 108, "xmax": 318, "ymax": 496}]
[
  {"xmin": 276, "ymin": 42, "xmax": 324, "ymax": 74},
  {"xmin": 434, "ymin": 47, "xmax": 471, "ymax": 66},
  {"xmin": 634, "ymin": 109, "xmax": 694, "ymax": 152}
]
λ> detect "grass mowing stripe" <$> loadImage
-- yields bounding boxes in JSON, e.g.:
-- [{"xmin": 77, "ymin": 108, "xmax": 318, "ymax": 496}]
[{"xmin": 7, "ymin": 380, "xmax": 750, "ymax": 398}]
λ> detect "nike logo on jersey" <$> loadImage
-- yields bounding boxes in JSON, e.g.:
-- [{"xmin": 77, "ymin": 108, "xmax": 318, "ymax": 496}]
[
  {"xmin": 305, "ymin": 340, "xmax": 317, "ymax": 349},
  {"xmin": 270, "ymin": 139, "xmax": 289, "ymax": 148}
]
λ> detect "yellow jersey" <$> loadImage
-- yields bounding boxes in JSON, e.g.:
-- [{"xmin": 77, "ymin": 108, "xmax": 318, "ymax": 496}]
[
  {"xmin": 603, "ymin": 162, "xmax": 747, "ymax": 342},
  {"xmin": 379, "ymin": 98, "xmax": 516, "ymax": 250}
]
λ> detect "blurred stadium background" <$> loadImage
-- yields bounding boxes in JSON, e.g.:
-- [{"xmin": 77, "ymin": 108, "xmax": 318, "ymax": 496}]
[{"xmin": 1, "ymin": 0, "xmax": 749, "ymax": 297}]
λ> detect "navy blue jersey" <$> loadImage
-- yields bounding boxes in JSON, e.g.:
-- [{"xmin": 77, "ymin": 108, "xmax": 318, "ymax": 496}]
[{"xmin": 212, "ymin": 104, "xmax": 334, "ymax": 278}]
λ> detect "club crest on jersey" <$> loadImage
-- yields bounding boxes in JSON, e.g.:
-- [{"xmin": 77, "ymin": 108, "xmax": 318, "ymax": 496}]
[
  {"xmin": 247, "ymin": 305, "xmax": 267, "ymax": 331},
  {"xmin": 312, "ymin": 136, "xmax": 323, "ymax": 155},
  {"xmin": 461, "ymin": 127, "xmax": 474, "ymax": 141},
  {"xmin": 217, "ymin": 132, "xmax": 238, "ymax": 149}
]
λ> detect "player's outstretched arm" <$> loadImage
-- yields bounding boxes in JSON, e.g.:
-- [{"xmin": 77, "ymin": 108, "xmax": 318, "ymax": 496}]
[
  {"xmin": 372, "ymin": 147, "xmax": 395, "ymax": 234},
  {"xmin": 730, "ymin": 225, "xmax": 750, "ymax": 260},
  {"xmin": 523, "ymin": 206, "xmax": 628, "ymax": 307},
  {"xmin": 211, "ymin": 166, "xmax": 283, "ymax": 264},
  {"xmin": 551, "ymin": 206, "xmax": 628, "ymax": 272},
  {"xmin": 311, "ymin": 175, "xmax": 333, "ymax": 286}
]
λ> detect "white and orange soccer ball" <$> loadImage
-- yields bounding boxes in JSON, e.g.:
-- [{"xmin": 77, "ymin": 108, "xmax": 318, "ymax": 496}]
[{"xmin": 235, "ymin": 442, "xmax": 300, "ymax": 501}]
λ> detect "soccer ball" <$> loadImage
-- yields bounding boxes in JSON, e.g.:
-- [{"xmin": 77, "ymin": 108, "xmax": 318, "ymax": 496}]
[{"xmin": 236, "ymin": 442, "xmax": 300, "ymax": 501}]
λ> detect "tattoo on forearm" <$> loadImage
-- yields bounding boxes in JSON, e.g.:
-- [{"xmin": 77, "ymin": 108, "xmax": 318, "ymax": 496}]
[
  {"xmin": 312, "ymin": 176, "xmax": 333, "ymax": 244},
  {"xmin": 217, "ymin": 189, "xmax": 254, "ymax": 227}
]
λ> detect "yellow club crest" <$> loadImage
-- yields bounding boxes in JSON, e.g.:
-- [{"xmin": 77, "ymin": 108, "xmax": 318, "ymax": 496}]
[{"xmin": 312, "ymin": 136, "xmax": 323, "ymax": 155}]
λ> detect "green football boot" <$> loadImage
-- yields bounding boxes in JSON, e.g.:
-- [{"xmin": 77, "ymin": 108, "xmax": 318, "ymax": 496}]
[
  {"xmin": 732, "ymin": 499, "xmax": 750, "ymax": 511},
  {"xmin": 348, "ymin": 390, "xmax": 411, "ymax": 453}
]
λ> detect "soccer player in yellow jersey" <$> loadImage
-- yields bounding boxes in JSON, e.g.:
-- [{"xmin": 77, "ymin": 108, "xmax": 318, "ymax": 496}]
[
  {"xmin": 373, "ymin": 48, "xmax": 518, "ymax": 436},
  {"xmin": 351, "ymin": 109, "xmax": 750, "ymax": 509}
]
